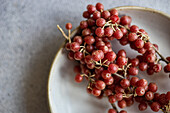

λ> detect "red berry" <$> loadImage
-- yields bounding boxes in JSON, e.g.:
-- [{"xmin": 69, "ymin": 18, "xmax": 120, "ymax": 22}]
[
  {"xmin": 105, "ymin": 51, "xmax": 117, "ymax": 62},
  {"xmin": 93, "ymin": 11, "xmax": 101, "ymax": 20},
  {"xmin": 95, "ymin": 27, "xmax": 104, "ymax": 37},
  {"xmin": 108, "ymin": 109, "xmax": 116, "ymax": 113},
  {"xmin": 130, "ymin": 25, "xmax": 139, "ymax": 33},
  {"xmin": 101, "ymin": 10, "xmax": 111, "ymax": 19},
  {"xmin": 117, "ymin": 49, "xmax": 126, "ymax": 57},
  {"xmin": 110, "ymin": 15, "xmax": 119, "ymax": 23},
  {"xmin": 128, "ymin": 67, "xmax": 138, "ymax": 76},
  {"xmin": 95, "ymin": 80, "xmax": 106, "ymax": 90},
  {"xmin": 115, "ymin": 93, "xmax": 123, "ymax": 101},
  {"xmin": 87, "ymin": 4, "xmax": 96, "ymax": 14},
  {"xmin": 104, "ymin": 76, "xmax": 114, "ymax": 85},
  {"xmin": 120, "ymin": 16, "xmax": 132, "ymax": 25},
  {"xmin": 75, "ymin": 74, "xmax": 83, "ymax": 83},
  {"xmin": 80, "ymin": 21, "xmax": 88, "ymax": 29},
  {"xmin": 146, "ymin": 54, "xmax": 156, "ymax": 63},
  {"xmin": 166, "ymin": 91, "xmax": 170, "ymax": 100},
  {"xmin": 110, "ymin": 9, "xmax": 118, "ymax": 16},
  {"xmin": 148, "ymin": 83, "xmax": 158, "ymax": 92},
  {"xmin": 137, "ymin": 79, "xmax": 148, "ymax": 87},
  {"xmin": 138, "ymin": 102, "xmax": 147, "ymax": 111},
  {"xmin": 113, "ymin": 30, "xmax": 123, "ymax": 39},
  {"xmin": 135, "ymin": 39, "xmax": 144, "ymax": 48},
  {"xmin": 104, "ymin": 89, "xmax": 113, "ymax": 96},
  {"xmin": 128, "ymin": 33, "xmax": 138, "ymax": 41},
  {"xmin": 116, "ymin": 56, "xmax": 127, "ymax": 66},
  {"xmin": 108, "ymin": 95, "xmax": 116, "ymax": 104},
  {"xmin": 130, "ymin": 58, "xmax": 139, "ymax": 67},
  {"xmin": 108, "ymin": 64, "xmax": 118, "ymax": 74},
  {"xmin": 145, "ymin": 91, "xmax": 154, "ymax": 100},
  {"xmin": 150, "ymin": 102, "xmax": 160, "ymax": 112},
  {"xmin": 118, "ymin": 100, "xmax": 127, "ymax": 108},
  {"xmin": 84, "ymin": 36, "xmax": 95, "ymax": 44},
  {"xmin": 96, "ymin": 18, "xmax": 106, "ymax": 27},
  {"xmin": 68, "ymin": 51, "xmax": 74, "ymax": 60},
  {"xmin": 104, "ymin": 27, "xmax": 113, "ymax": 37},
  {"xmin": 92, "ymin": 88, "xmax": 101, "ymax": 96},
  {"xmin": 120, "ymin": 79, "xmax": 130, "ymax": 88},
  {"xmin": 139, "ymin": 62, "xmax": 148, "ymax": 71},
  {"xmin": 120, "ymin": 110, "xmax": 127, "ymax": 113},
  {"xmin": 73, "ymin": 36, "xmax": 83, "ymax": 44},
  {"xmin": 144, "ymin": 42, "xmax": 153, "ymax": 50},
  {"xmin": 96, "ymin": 2, "xmax": 104, "ymax": 11},
  {"xmin": 83, "ymin": 11, "xmax": 90, "ymax": 18},
  {"xmin": 65, "ymin": 23, "xmax": 72, "ymax": 30},
  {"xmin": 82, "ymin": 28, "xmax": 91, "ymax": 36},
  {"xmin": 102, "ymin": 70, "xmax": 111, "ymax": 79},
  {"xmin": 130, "ymin": 77, "xmax": 139, "ymax": 86},
  {"xmin": 135, "ymin": 87, "xmax": 145, "ymax": 96},
  {"xmin": 74, "ymin": 51, "xmax": 83, "ymax": 60}
]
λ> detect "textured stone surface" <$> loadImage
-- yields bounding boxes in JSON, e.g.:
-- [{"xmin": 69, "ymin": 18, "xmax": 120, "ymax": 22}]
[{"xmin": 0, "ymin": 0, "xmax": 169, "ymax": 113}]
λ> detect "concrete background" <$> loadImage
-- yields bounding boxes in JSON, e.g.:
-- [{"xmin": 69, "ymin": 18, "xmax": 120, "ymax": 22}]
[{"xmin": 0, "ymin": 0, "xmax": 169, "ymax": 113}]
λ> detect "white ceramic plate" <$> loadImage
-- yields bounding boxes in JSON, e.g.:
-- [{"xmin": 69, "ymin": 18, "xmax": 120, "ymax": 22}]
[{"xmin": 48, "ymin": 6, "xmax": 170, "ymax": 113}]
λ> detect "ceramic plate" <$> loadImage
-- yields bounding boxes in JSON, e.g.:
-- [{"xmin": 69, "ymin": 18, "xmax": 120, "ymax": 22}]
[{"xmin": 48, "ymin": 6, "xmax": 170, "ymax": 113}]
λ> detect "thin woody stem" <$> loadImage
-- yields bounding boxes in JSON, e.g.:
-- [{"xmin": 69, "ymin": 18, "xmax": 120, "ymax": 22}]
[
  {"xmin": 152, "ymin": 45, "xmax": 169, "ymax": 64},
  {"xmin": 113, "ymin": 73, "xmax": 124, "ymax": 79},
  {"xmin": 57, "ymin": 25, "xmax": 69, "ymax": 41},
  {"xmin": 111, "ymin": 103, "xmax": 119, "ymax": 113}
]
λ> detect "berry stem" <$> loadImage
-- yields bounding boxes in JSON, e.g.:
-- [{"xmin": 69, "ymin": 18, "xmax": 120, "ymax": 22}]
[
  {"xmin": 113, "ymin": 73, "xmax": 124, "ymax": 79},
  {"xmin": 57, "ymin": 25, "xmax": 71, "ymax": 43},
  {"xmin": 111, "ymin": 103, "xmax": 119, "ymax": 113},
  {"xmin": 152, "ymin": 45, "xmax": 169, "ymax": 64}
]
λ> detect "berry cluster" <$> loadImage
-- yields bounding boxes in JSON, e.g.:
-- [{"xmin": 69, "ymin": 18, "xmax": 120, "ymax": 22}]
[{"xmin": 57, "ymin": 3, "xmax": 170, "ymax": 113}]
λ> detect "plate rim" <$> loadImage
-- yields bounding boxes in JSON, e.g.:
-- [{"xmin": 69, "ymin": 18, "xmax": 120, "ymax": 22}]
[{"xmin": 47, "ymin": 6, "xmax": 170, "ymax": 113}]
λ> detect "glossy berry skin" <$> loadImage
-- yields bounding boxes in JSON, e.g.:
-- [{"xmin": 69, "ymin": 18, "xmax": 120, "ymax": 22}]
[
  {"xmin": 150, "ymin": 102, "xmax": 160, "ymax": 112},
  {"xmin": 120, "ymin": 16, "xmax": 132, "ymax": 25},
  {"xmin": 108, "ymin": 95, "xmax": 116, "ymax": 104},
  {"xmin": 146, "ymin": 54, "xmax": 156, "ymax": 63},
  {"xmin": 101, "ymin": 10, "xmax": 111, "ymax": 19},
  {"xmin": 153, "ymin": 64, "xmax": 162, "ymax": 73},
  {"xmin": 145, "ymin": 91, "xmax": 154, "ymax": 100},
  {"xmin": 75, "ymin": 74, "xmax": 83, "ymax": 83},
  {"xmin": 68, "ymin": 51, "xmax": 74, "ymax": 60},
  {"xmin": 82, "ymin": 28, "xmax": 91, "ymax": 36},
  {"xmin": 104, "ymin": 89, "xmax": 113, "ymax": 96},
  {"xmin": 144, "ymin": 42, "xmax": 153, "ymax": 50},
  {"xmin": 128, "ymin": 33, "xmax": 138, "ymax": 41},
  {"xmin": 86, "ymin": 44, "xmax": 94, "ymax": 52},
  {"xmin": 96, "ymin": 18, "xmax": 106, "ymax": 27},
  {"xmin": 113, "ymin": 30, "xmax": 123, "ymax": 39},
  {"xmin": 74, "ymin": 51, "xmax": 83, "ymax": 60},
  {"xmin": 65, "ymin": 23, "xmax": 72, "ymax": 30},
  {"xmin": 117, "ymin": 49, "xmax": 126, "ymax": 57},
  {"xmin": 84, "ymin": 36, "xmax": 95, "ymax": 44},
  {"xmin": 96, "ymin": 2, "xmax": 104, "ymax": 11},
  {"xmin": 120, "ymin": 79, "xmax": 130, "ymax": 88},
  {"xmin": 130, "ymin": 25, "xmax": 139, "ymax": 33},
  {"xmin": 101, "ymin": 70, "xmax": 111, "ymax": 79},
  {"xmin": 115, "ymin": 93, "xmax": 123, "ymax": 101},
  {"xmin": 110, "ymin": 9, "xmax": 118, "ymax": 16},
  {"xmin": 83, "ymin": 11, "xmax": 90, "ymax": 18},
  {"xmin": 118, "ymin": 100, "xmax": 127, "ymax": 108},
  {"xmin": 70, "ymin": 42, "xmax": 80, "ymax": 52},
  {"xmin": 95, "ymin": 27, "xmax": 104, "ymax": 37},
  {"xmin": 92, "ymin": 88, "xmax": 101, "ymax": 96},
  {"xmin": 110, "ymin": 15, "xmax": 119, "ymax": 23},
  {"xmin": 120, "ymin": 27, "xmax": 128, "ymax": 35},
  {"xmin": 115, "ymin": 86, "xmax": 125, "ymax": 94},
  {"xmin": 135, "ymin": 87, "xmax": 145, "ymax": 96},
  {"xmin": 95, "ymin": 80, "xmax": 106, "ymax": 90},
  {"xmin": 164, "ymin": 63, "xmax": 170, "ymax": 72},
  {"xmin": 104, "ymin": 27, "xmax": 113, "ymax": 37},
  {"xmin": 148, "ymin": 83, "xmax": 158, "ymax": 92},
  {"xmin": 80, "ymin": 21, "xmax": 88, "ymax": 29},
  {"xmin": 119, "ymin": 110, "xmax": 127, "ymax": 113},
  {"xmin": 135, "ymin": 39, "xmax": 144, "ymax": 48},
  {"xmin": 93, "ymin": 11, "xmax": 101, "ymax": 20},
  {"xmin": 104, "ymin": 76, "xmax": 114, "ymax": 85},
  {"xmin": 92, "ymin": 50, "xmax": 104, "ymax": 61},
  {"xmin": 84, "ymin": 55, "xmax": 93, "ymax": 64},
  {"xmin": 105, "ymin": 51, "xmax": 117, "ymax": 62},
  {"xmin": 87, "ymin": 4, "xmax": 96, "ymax": 14},
  {"xmin": 128, "ymin": 67, "xmax": 138, "ymax": 76},
  {"xmin": 116, "ymin": 56, "xmax": 127, "ymax": 66},
  {"xmin": 130, "ymin": 58, "xmax": 139, "ymax": 67},
  {"xmin": 139, "ymin": 62, "xmax": 148, "ymax": 71},
  {"xmin": 108, "ymin": 64, "xmax": 118, "ymax": 74},
  {"xmin": 137, "ymin": 79, "xmax": 148, "ymax": 87},
  {"xmin": 119, "ymin": 36, "xmax": 129, "ymax": 45},
  {"xmin": 138, "ymin": 102, "xmax": 147, "ymax": 111},
  {"xmin": 98, "ymin": 46, "xmax": 108, "ymax": 53},
  {"xmin": 65, "ymin": 43, "xmax": 71, "ymax": 50},
  {"xmin": 108, "ymin": 109, "xmax": 116, "ymax": 113},
  {"xmin": 130, "ymin": 77, "xmax": 139, "ymax": 86},
  {"xmin": 166, "ymin": 91, "xmax": 170, "ymax": 100},
  {"xmin": 73, "ymin": 36, "xmax": 83, "ymax": 44}
]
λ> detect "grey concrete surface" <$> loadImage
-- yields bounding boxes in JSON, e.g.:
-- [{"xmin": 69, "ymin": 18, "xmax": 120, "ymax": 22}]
[{"xmin": 0, "ymin": 0, "xmax": 169, "ymax": 113}]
